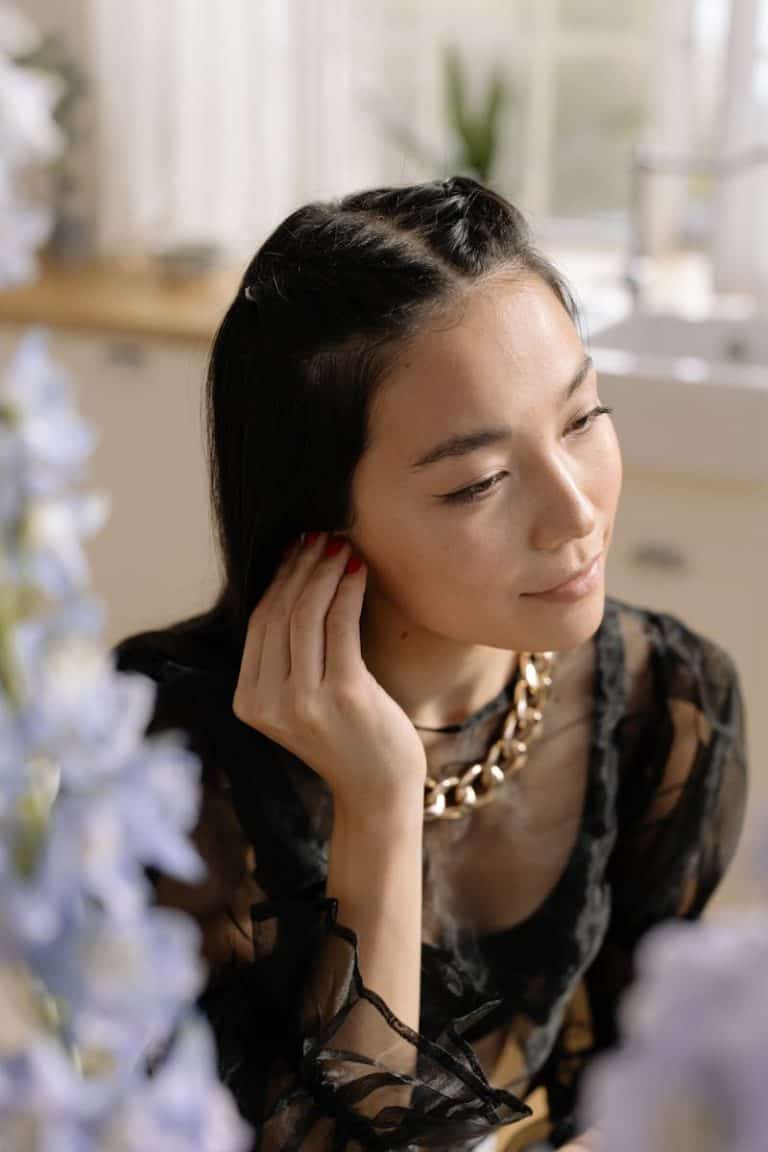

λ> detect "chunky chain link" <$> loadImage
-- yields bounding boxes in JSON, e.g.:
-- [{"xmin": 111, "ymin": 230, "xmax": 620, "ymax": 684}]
[{"xmin": 423, "ymin": 651, "xmax": 558, "ymax": 822}]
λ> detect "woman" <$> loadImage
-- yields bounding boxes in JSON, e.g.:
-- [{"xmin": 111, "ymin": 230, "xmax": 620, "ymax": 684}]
[{"xmin": 114, "ymin": 177, "xmax": 747, "ymax": 1151}]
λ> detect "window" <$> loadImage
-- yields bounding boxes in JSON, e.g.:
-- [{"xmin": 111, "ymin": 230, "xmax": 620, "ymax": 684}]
[
  {"xmin": 90, "ymin": 0, "xmax": 733, "ymax": 260},
  {"xmin": 756, "ymin": 0, "xmax": 768, "ymax": 122},
  {"xmin": 364, "ymin": 0, "xmax": 658, "ymax": 245}
]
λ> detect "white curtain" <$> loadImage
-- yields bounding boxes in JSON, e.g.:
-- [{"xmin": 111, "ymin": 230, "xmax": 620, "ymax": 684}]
[
  {"xmin": 84, "ymin": 0, "xmax": 576, "ymax": 262},
  {"xmin": 89, "ymin": 0, "xmax": 313, "ymax": 258},
  {"xmin": 641, "ymin": 0, "xmax": 697, "ymax": 254},
  {"xmin": 88, "ymin": 0, "xmax": 757, "ymax": 274},
  {"xmin": 711, "ymin": 0, "xmax": 768, "ymax": 299},
  {"xmin": 87, "ymin": 0, "xmax": 416, "ymax": 259}
]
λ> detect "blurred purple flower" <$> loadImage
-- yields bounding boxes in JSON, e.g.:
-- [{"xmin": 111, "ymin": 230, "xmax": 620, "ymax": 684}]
[
  {"xmin": 102, "ymin": 1016, "xmax": 253, "ymax": 1152},
  {"xmin": 579, "ymin": 911, "xmax": 768, "ymax": 1152},
  {"xmin": 0, "ymin": 309, "xmax": 250, "ymax": 1146}
]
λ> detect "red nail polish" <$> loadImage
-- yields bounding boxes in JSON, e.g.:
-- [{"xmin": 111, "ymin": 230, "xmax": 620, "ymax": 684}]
[
  {"xmin": 305, "ymin": 531, "xmax": 322, "ymax": 546},
  {"xmin": 345, "ymin": 554, "xmax": 363, "ymax": 574},
  {"xmin": 324, "ymin": 536, "xmax": 345, "ymax": 557}
]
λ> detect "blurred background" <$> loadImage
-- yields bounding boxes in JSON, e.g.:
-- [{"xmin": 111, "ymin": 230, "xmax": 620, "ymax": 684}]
[{"xmin": 0, "ymin": 0, "xmax": 766, "ymax": 910}]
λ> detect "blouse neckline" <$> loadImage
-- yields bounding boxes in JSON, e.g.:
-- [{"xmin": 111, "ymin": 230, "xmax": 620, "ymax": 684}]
[
  {"xmin": 470, "ymin": 595, "xmax": 623, "ymax": 945},
  {"xmin": 422, "ymin": 597, "xmax": 626, "ymax": 1053}
]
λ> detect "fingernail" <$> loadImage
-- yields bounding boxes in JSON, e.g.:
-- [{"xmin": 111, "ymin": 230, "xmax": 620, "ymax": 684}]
[
  {"xmin": 345, "ymin": 553, "xmax": 364, "ymax": 574},
  {"xmin": 305, "ymin": 530, "xmax": 323, "ymax": 546},
  {"xmin": 324, "ymin": 536, "xmax": 346, "ymax": 557}
]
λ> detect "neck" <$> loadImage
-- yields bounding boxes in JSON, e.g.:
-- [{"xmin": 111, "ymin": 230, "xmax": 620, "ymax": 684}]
[{"xmin": 359, "ymin": 585, "xmax": 520, "ymax": 730}]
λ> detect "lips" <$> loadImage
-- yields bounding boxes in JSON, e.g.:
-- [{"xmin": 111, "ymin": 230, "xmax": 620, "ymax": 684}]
[{"xmin": 525, "ymin": 552, "xmax": 603, "ymax": 596}]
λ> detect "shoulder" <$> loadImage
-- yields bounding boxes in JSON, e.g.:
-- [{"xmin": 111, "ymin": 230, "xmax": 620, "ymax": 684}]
[
  {"xmin": 603, "ymin": 596, "xmax": 747, "ymax": 834},
  {"xmin": 604, "ymin": 594, "xmax": 743, "ymax": 720},
  {"xmin": 113, "ymin": 606, "xmax": 241, "ymax": 711},
  {"xmin": 110, "ymin": 624, "xmax": 243, "ymax": 794},
  {"xmin": 113, "ymin": 603, "xmax": 241, "ymax": 691},
  {"xmin": 111, "ymin": 621, "xmax": 318, "ymax": 842},
  {"xmin": 602, "ymin": 599, "xmax": 748, "ymax": 924},
  {"xmin": 113, "ymin": 628, "xmax": 202, "ymax": 685}
]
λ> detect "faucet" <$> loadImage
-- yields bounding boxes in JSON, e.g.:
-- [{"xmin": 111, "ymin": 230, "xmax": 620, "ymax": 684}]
[{"xmin": 624, "ymin": 141, "xmax": 768, "ymax": 311}]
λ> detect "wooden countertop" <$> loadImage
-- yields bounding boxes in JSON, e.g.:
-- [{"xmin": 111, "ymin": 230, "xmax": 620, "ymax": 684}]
[
  {"xmin": 0, "ymin": 249, "xmax": 718, "ymax": 346},
  {"xmin": 0, "ymin": 254, "xmax": 244, "ymax": 343}
]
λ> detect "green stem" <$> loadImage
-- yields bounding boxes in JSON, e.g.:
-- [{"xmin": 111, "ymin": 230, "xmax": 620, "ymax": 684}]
[{"xmin": 0, "ymin": 577, "xmax": 22, "ymax": 711}]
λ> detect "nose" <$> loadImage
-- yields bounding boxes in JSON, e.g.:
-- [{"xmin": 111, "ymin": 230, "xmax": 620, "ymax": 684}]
[{"xmin": 525, "ymin": 452, "xmax": 596, "ymax": 553}]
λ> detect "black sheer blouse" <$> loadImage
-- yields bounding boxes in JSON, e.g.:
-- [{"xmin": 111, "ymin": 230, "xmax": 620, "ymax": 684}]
[{"xmin": 113, "ymin": 595, "xmax": 748, "ymax": 1151}]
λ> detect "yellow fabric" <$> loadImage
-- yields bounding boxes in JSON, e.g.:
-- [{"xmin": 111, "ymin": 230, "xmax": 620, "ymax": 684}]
[
  {"xmin": 488, "ymin": 1023, "xmax": 551, "ymax": 1151},
  {"xmin": 495, "ymin": 1086, "xmax": 550, "ymax": 1151}
]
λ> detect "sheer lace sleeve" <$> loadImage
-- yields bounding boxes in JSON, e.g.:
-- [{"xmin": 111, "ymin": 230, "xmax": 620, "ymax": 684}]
[
  {"xmin": 113, "ymin": 639, "xmax": 533, "ymax": 1152},
  {"xmin": 609, "ymin": 611, "xmax": 748, "ymax": 942},
  {"xmin": 540, "ymin": 606, "xmax": 749, "ymax": 1147}
]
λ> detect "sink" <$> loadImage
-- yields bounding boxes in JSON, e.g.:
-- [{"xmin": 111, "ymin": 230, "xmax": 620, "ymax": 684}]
[{"xmin": 588, "ymin": 310, "xmax": 768, "ymax": 479}]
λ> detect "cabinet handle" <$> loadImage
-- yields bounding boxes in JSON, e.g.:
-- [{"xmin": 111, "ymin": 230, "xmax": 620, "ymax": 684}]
[{"xmin": 628, "ymin": 542, "xmax": 689, "ymax": 571}]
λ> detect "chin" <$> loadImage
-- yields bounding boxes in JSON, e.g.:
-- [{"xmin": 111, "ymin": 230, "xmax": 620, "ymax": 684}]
[{"xmin": 512, "ymin": 588, "xmax": 607, "ymax": 653}]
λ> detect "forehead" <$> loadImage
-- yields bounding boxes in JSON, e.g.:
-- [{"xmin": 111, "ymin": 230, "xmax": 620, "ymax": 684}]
[{"xmin": 368, "ymin": 274, "xmax": 582, "ymax": 449}]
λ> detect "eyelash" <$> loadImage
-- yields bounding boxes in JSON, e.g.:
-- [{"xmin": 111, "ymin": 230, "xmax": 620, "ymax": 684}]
[{"xmin": 440, "ymin": 405, "xmax": 615, "ymax": 506}]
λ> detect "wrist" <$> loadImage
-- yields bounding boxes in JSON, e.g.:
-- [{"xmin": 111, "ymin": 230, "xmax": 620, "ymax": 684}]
[{"xmin": 333, "ymin": 781, "xmax": 425, "ymax": 834}]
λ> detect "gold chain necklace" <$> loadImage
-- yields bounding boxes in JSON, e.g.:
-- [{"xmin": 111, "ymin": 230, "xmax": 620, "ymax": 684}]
[{"xmin": 423, "ymin": 651, "xmax": 558, "ymax": 821}]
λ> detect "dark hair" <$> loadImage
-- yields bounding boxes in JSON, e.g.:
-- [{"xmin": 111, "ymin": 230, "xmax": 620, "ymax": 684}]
[{"xmin": 120, "ymin": 176, "xmax": 582, "ymax": 673}]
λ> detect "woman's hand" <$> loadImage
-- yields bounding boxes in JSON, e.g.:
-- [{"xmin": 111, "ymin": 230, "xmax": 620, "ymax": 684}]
[{"xmin": 232, "ymin": 531, "xmax": 427, "ymax": 814}]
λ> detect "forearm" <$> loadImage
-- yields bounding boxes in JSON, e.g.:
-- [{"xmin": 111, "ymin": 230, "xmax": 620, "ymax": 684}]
[
  {"xmin": 315, "ymin": 789, "xmax": 424, "ymax": 1078},
  {"xmin": 327, "ymin": 791, "xmax": 423, "ymax": 1028}
]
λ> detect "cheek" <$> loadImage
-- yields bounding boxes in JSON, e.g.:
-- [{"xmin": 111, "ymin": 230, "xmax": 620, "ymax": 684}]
[
  {"xmin": 360, "ymin": 512, "xmax": 487, "ymax": 615},
  {"xmin": 585, "ymin": 422, "xmax": 622, "ymax": 508},
  {"xmin": 601, "ymin": 425, "xmax": 624, "ymax": 510},
  {"xmin": 352, "ymin": 504, "xmax": 426, "ymax": 582}
]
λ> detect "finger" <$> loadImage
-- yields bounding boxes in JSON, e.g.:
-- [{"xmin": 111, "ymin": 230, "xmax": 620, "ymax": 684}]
[
  {"xmin": 238, "ymin": 532, "xmax": 322, "ymax": 698},
  {"xmin": 288, "ymin": 537, "xmax": 352, "ymax": 695},
  {"xmin": 259, "ymin": 532, "xmax": 330, "ymax": 683},
  {"xmin": 273, "ymin": 531, "xmax": 333, "ymax": 608},
  {"xmin": 323, "ymin": 551, "xmax": 367, "ymax": 685},
  {"xmin": 255, "ymin": 531, "xmax": 319, "ymax": 617}
]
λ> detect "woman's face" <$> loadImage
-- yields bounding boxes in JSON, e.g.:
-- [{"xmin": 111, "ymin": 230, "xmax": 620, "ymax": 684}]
[{"xmin": 350, "ymin": 272, "xmax": 623, "ymax": 655}]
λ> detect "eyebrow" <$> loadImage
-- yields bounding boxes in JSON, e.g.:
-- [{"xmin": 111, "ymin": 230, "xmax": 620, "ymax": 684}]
[{"xmin": 409, "ymin": 353, "xmax": 595, "ymax": 470}]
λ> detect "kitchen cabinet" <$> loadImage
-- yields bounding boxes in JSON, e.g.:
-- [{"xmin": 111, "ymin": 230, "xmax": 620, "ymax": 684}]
[
  {"xmin": 0, "ymin": 324, "xmax": 220, "ymax": 649},
  {"xmin": 606, "ymin": 464, "xmax": 767, "ymax": 913}
]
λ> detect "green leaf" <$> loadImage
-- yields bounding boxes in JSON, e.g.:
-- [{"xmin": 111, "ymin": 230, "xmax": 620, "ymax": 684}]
[
  {"xmin": 444, "ymin": 44, "xmax": 469, "ymax": 141},
  {"xmin": 443, "ymin": 45, "xmax": 509, "ymax": 183}
]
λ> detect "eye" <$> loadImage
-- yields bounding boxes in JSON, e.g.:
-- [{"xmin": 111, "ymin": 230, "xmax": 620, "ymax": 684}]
[
  {"xmin": 570, "ymin": 404, "xmax": 613, "ymax": 436},
  {"xmin": 440, "ymin": 472, "xmax": 507, "ymax": 505},
  {"xmin": 438, "ymin": 405, "xmax": 614, "ymax": 506}
]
